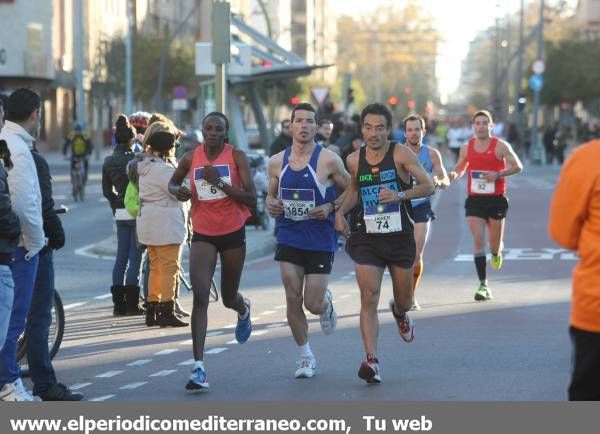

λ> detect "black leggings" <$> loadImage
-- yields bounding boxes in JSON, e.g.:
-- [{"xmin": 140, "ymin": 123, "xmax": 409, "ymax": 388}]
[{"xmin": 189, "ymin": 238, "xmax": 247, "ymax": 360}]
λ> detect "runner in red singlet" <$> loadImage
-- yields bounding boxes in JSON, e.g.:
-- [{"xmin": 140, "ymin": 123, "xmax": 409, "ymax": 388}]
[
  {"xmin": 169, "ymin": 112, "xmax": 257, "ymax": 390},
  {"xmin": 449, "ymin": 110, "xmax": 523, "ymax": 301}
]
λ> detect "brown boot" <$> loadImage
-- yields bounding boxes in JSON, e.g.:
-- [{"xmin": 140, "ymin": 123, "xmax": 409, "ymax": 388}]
[{"xmin": 157, "ymin": 301, "xmax": 188, "ymax": 328}]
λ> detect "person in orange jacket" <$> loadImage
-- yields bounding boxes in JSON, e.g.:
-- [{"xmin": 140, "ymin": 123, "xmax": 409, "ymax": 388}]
[{"xmin": 548, "ymin": 138, "xmax": 600, "ymax": 401}]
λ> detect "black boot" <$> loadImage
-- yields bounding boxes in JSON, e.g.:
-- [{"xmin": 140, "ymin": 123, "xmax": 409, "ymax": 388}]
[
  {"xmin": 157, "ymin": 301, "xmax": 189, "ymax": 328},
  {"xmin": 145, "ymin": 302, "xmax": 158, "ymax": 326},
  {"xmin": 110, "ymin": 285, "xmax": 127, "ymax": 316},
  {"xmin": 124, "ymin": 285, "xmax": 145, "ymax": 316}
]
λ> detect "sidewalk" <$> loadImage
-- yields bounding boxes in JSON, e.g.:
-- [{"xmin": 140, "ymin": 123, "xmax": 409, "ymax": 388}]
[{"xmin": 89, "ymin": 224, "xmax": 277, "ymax": 262}]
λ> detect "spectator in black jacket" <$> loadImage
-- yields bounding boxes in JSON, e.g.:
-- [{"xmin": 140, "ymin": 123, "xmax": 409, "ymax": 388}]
[
  {"xmin": 102, "ymin": 115, "xmax": 144, "ymax": 316},
  {"xmin": 0, "ymin": 100, "xmax": 20, "ymax": 351},
  {"xmin": 26, "ymin": 144, "xmax": 82, "ymax": 400},
  {"xmin": 269, "ymin": 119, "xmax": 292, "ymax": 156}
]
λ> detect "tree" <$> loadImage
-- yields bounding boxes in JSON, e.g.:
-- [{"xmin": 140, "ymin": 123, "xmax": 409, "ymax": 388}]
[
  {"xmin": 336, "ymin": 1, "xmax": 440, "ymax": 111},
  {"xmin": 103, "ymin": 33, "xmax": 196, "ymax": 109},
  {"xmin": 541, "ymin": 39, "xmax": 600, "ymax": 105}
]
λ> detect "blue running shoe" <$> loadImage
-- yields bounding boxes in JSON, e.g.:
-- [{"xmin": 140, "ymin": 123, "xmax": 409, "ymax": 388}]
[
  {"xmin": 186, "ymin": 363, "xmax": 209, "ymax": 390},
  {"xmin": 235, "ymin": 298, "xmax": 252, "ymax": 343}
]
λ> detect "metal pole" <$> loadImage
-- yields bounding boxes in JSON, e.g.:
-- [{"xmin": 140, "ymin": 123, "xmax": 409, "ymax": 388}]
[
  {"xmin": 513, "ymin": 0, "xmax": 524, "ymax": 119},
  {"xmin": 75, "ymin": 0, "xmax": 85, "ymax": 125},
  {"xmin": 212, "ymin": 1, "xmax": 230, "ymax": 115},
  {"xmin": 530, "ymin": 0, "xmax": 544, "ymax": 164},
  {"xmin": 124, "ymin": 0, "xmax": 133, "ymax": 115},
  {"xmin": 215, "ymin": 64, "xmax": 227, "ymax": 114}
]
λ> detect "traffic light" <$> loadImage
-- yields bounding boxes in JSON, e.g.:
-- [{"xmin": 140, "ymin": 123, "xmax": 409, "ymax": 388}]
[
  {"xmin": 407, "ymin": 99, "xmax": 415, "ymax": 109},
  {"xmin": 404, "ymin": 87, "xmax": 412, "ymax": 94},
  {"xmin": 290, "ymin": 95, "xmax": 300, "ymax": 106},
  {"xmin": 346, "ymin": 87, "xmax": 354, "ymax": 106},
  {"xmin": 388, "ymin": 96, "xmax": 399, "ymax": 106}
]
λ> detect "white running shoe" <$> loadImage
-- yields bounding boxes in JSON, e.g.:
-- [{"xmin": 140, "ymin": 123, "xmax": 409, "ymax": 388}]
[
  {"xmin": 319, "ymin": 289, "xmax": 337, "ymax": 335},
  {"xmin": 0, "ymin": 379, "xmax": 37, "ymax": 401},
  {"xmin": 294, "ymin": 356, "xmax": 317, "ymax": 378},
  {"xmin": 389, "ymin": 300, "xmax": 415, "ymax": 343}
]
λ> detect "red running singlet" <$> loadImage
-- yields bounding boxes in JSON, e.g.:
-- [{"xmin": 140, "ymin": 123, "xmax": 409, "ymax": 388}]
[
  {"xmin": 466, "ymin": 137, "xmax": 506, "ymax": 197},
  {"xmin": 188, "ymin": 144, "xmax": 251, "ymax": 235}
]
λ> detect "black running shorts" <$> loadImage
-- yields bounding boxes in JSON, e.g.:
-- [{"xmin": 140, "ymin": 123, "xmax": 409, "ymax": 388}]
[
  {"xmin": 346, "ymin": 231, "xmax": 415, "ymax": 269},
  {"xmin": 465, "ymin": 195, "xmax": 509, "ymax": 220},
  {"xmin": 274, "ymin": 244, "xmax": 334, "ymax": 275},
  {"xmin": 192, "ymin": 227, "xmax": 246, "ymax": 252},
  {"xmin": 412, "ymin": 201, "xmax": 436, "ymax": 224}
]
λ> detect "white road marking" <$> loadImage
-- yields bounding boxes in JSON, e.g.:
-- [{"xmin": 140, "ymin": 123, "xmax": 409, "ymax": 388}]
[
  {"xmin": 206, "ymin": 331, "xmax": 223, "ymax": 337},
  {"xmin": 179, "ymin": 339, "xmax": 193, "ymax": 345},
  {"xmin": 153, "ymin": 349, "xmax": 178, "ymax": 356},
  {"xmin": 69, "ymin": 383, "xmax": 92, "ymax": 390},
  {"xmin": 259, "ymin": 310, "xmax": 277, "ymax": 315},
  {"xmin": 252, "ymin": 330, "xmax": 268, "ymax": 336},
  {"xmin": 274, "ymin": 304, "xmax": 287, "ymax": 309},
  {"xmin": 205, "ymin": 348, "xmax": 228, "ymax": 354},
  {"xmin": 226, "ymin": 340, "xmax": 239, "ymax": 345},
  {"xmin": 89, "ymin": 395, "xmax": 116, "ymax": 401},
  {"xmin": 149, "ymin": 370, "xmax": 177, "ymax": 377},
  {"xmin": 63, "ymin": 302, "xmax": 88, "ymax": 310},
  {"xmin": 95, "ymin": 371, "xmax": 124, "ymax": 378},
  {"xmin": 454, "ymin": 248, "xmax": 578, "ymax": 262},
  {"xmin": 126, "ymin": 359, "xmax": 152, "ymax": 367},
  {"xmin": 178, "ymin": 359, "xmax": 196, "ymax": 366},
  {"xmin": 94, "ymin": 293, "xmax": 112, "ymax": 300},
  {"xmin": 120, "ymin": 382, "xmax": 147, "ymax": 390},
  {"xmin": 266, "ymin": 322, "xmax": 286, "ymax": 329}
]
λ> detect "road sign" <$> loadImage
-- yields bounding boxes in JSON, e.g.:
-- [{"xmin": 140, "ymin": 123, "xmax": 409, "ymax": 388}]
[
  {"xmin": 532, "ymin": 59, "xmax": 545, "ymax": 75},
  {"xmin": 172, "ymin": 98, "xmax": 188, "ymax": 111},
  {"xmin": 311, "ymin": 87, "xmax": 330, "ymax": 105},
  {"xmin": 173, "ymin": 86, "xmax": 188, "ymax": 99},
  {"xmin": 196, "ymin": 42, "xmax": 252, "ymax": 76},
  {"xmin": 529, "ymin": 74, "xmax": 544, "ymax": 92}
]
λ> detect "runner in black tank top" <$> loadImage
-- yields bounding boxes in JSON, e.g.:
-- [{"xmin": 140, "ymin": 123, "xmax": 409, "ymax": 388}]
[{"xmin": 334, "ymin": 103, "xmax": 434, "ymax": 384}]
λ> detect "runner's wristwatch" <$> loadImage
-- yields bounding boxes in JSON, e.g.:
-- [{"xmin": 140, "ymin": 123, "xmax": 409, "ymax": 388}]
[{"xmin": 397, "ymin": 191, "xmax": 407, "ymax": 201}]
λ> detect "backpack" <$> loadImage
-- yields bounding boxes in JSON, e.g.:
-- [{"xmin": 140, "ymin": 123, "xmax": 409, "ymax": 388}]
[
  {"xmin": 124, "ymin": 181, "xmax": 140, "ymax": 217},
  {"xmin": 71, "ymin": 134, "xmax": 89, "ymax": 156}
]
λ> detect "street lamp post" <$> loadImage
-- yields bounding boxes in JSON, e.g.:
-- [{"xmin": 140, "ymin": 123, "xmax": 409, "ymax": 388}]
[
  {"xmin": 530, "ymin": 0, "xmax": 545, "ymax": 165},
  {"xmin": 212, "ymin": 1, "xmax": 231, "ymax": 114}
]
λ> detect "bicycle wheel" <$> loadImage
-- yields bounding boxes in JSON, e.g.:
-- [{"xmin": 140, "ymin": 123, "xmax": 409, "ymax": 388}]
[
  {"xmin": 210, "ymin": 278, "xmax": 219, "ymax": 302},
  {"xmin": 16, "ymin": 290, "xmax": 65, "ymax": 365}
]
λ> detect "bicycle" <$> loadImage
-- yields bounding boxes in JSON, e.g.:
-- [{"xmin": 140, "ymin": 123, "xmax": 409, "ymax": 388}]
[
  {"xmin": 16, "ymin": 290, "xmax": 65, "ymax": 374},
  {"xmin": 70, "ymin": 156, "xmax": 86, "ymax": 202},
  {"xmin": 16, "ymin": 206, "xmax": 68, "ymax": 374},
  {"xmin": 139, "ymin": 246, "xmax": 219, "ymax": 303}
]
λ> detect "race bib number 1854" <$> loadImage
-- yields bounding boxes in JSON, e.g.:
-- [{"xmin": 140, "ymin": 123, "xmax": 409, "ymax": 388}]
[{"xmin": 281, "ymin": 188, "xmax": 315, "ymax": 221}]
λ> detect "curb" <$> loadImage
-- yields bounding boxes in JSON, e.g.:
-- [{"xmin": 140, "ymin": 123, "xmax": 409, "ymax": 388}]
[{"xmin": 87, "ymin": 233, "xmax": 277, "ymax": 262}]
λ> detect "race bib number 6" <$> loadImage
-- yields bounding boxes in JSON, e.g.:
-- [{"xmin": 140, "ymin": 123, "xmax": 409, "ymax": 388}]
[{"xmin": 194, "ymin": 165, "xmax": 232, "ymax": 200}]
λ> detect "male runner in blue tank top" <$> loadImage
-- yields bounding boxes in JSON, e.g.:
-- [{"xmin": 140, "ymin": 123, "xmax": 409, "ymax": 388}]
[
  {"xmin": 267, "ymin": 103, "xmax": 350, "ymax": 379},
  {"xmin": 404, "ymin": 115, "xmax": 449, "ymax": 310},
  {"xmin": 335, "ymin": 103, "xmax": 434, "ymax": 384}
]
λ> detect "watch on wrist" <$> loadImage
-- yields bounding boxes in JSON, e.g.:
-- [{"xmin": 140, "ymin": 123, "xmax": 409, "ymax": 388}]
[
  {"xmin": 216, "ymin": 178, "xmax": 225, "ymax": 189},
  {"xmin": 397, "ymin": 190, "xmax": 407, "ymax": 201}
]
